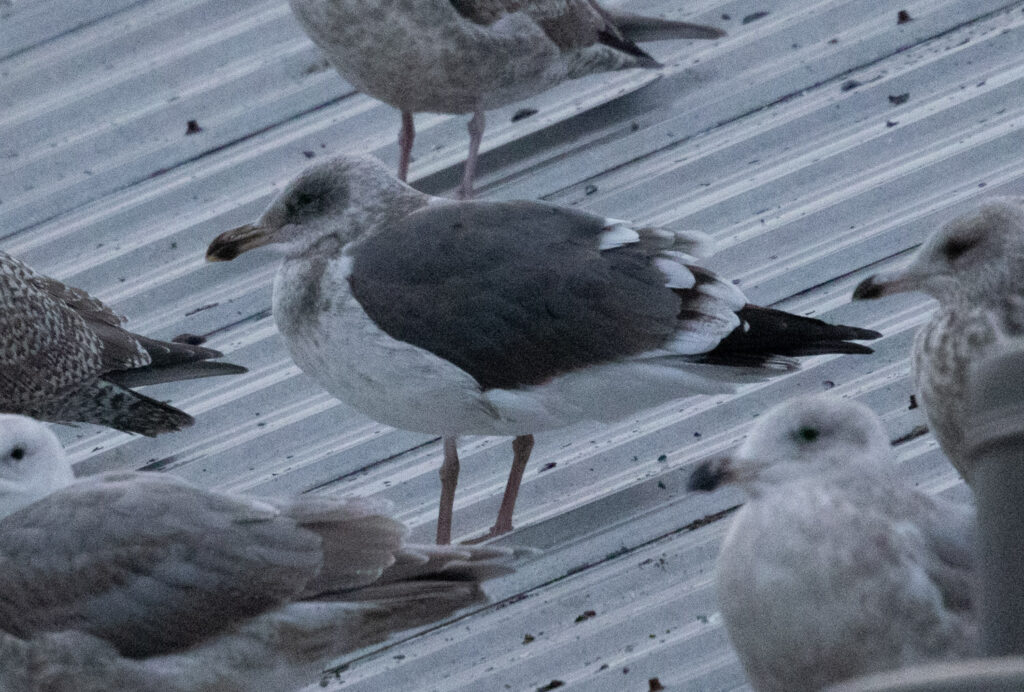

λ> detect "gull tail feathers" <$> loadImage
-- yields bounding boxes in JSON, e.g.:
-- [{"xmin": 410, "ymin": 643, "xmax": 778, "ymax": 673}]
[{"xmin": 26, "ymin": 379, "xmax": 195, "ymax": 437}]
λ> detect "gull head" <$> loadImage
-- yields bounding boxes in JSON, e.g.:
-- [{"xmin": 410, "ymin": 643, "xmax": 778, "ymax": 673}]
[
  {"xmin": 0, "ymin": 414, "xmax": 74, "ymax": 518},
  {"xmin": 853, "ymin": 198, "xmax": 1024, "ymax": 306},
  {"xmin": 206, "ymin": 155, "xmax": 418, "ymax": 262},
  {"xmin": 688, "ymin": 395, "xmax": 892, "ymax": 494}
]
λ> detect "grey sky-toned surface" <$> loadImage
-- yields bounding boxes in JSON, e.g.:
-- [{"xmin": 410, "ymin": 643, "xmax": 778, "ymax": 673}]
[{"xmin": 2, "ymin": 1, "xmax": 1022, "ymax": 690}]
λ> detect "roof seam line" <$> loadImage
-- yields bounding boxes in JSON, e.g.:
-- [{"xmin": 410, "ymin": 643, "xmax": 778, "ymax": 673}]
[
  {"xmin": 5, "ymin": 95, "xmax": 353, "ymax": 241},
  {"xmin": 0, "ymin": 0, "xmax": 153, "ymax": 62}
]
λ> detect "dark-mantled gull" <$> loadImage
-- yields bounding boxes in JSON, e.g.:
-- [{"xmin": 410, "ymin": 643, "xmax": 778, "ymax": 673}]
[
  {"xmin": 852, "ymin": 197, "xmax": 1024, "ymax": 481},
  {"xmin": 287, "ymin": 0, "xmax": 724, "ymax": 198},
  {"xmin": 0, "ymin": 250, "xmax": 246, "ymax": 436},
  {"xmin": 688, "ymin": 395, "xmax": 977, "ymax": 692},
  {"xmin": 206, "ymin": 154, "xmax": 880, "ymax": 544},
  {"xmin": 0, "ymin": 413, "xmax": 518, "ymax": 692}
]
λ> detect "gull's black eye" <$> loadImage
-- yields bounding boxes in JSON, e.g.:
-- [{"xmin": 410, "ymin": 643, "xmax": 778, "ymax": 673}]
[
  {"xmin": 797, "ymin": 427, "xmax": 819, "ymax": 442},
  {"xmin": 942, "ymin": 236, "xmax": 978, "ymax": 261},
  {"xmin": 285, "ymin": 189, "xmax": 321, "ymax": 217},
  {"xmin": 10, "ymin": 446, "xmax": 25, "ymax": 460}
]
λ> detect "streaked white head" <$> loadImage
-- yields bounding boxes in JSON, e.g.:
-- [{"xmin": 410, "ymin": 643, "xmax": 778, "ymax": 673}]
[
  {"xmin": 206, "ymin": 155, "xmax": 423, "ymax": 262},
  {"xmin": 854, "ymin": 198, "xmax": 1024, "ymax": 306},
  {"xmin": 689, "ymin": 395, "xmax": 893, "ymax": 495},
  {"xmin": 0, "ymin": 414, "xmax": 74, "ymax": 518}
]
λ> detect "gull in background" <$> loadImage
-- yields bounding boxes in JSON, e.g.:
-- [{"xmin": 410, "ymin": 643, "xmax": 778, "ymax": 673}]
[
  {"xmin": 688, "ymin": 395, "xmax": 977, "ymax": 692},
  {"xmin": 207, "ymin": 154, "xmax": 879, "ymax": 543},
  {"xmin": 853, "ymin": 197, "xmax": 1024, "ymax": 481},
  {"xmin": 0, "ymin": 414, "xmax": 518, "ymax": 692},
  {"xmin": 0, "ymin": 250, "xmax": 246, "ymax": 436},
  {"xmin": 287, "ymin": 0, "xmax": 725, "ymax": 197}
]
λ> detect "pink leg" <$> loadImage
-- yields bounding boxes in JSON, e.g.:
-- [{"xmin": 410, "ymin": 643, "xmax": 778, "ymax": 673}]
[
  {"xmin": 436, "ymin": 436, "xmax": 459, "ymax": 544},
  {"xmin": 457, "ymin": 109, "xmax": 485, "ymax": 199},
  {"xmin": 397, "ymin": 111, "xmax": 414, "ymax": 182},
  {"xmin": 464, "ymin": 435, "xmax": 534, "ymax": 544},
  {"xmin": 492, "ymin": 434, "xmax": 534, "ymax": 535}
]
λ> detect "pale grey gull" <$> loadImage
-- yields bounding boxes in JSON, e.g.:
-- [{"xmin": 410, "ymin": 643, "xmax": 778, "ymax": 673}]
[
  {"xmin": 206, "ymin": 154, "xmax": 880, "ymax": 544},
  {"xmin": 0, "ymin": 413, "xmax": 518, "ymax": 692},
  {"xmin": 0, "ymin": 250, "xmax": 246, "ymax": 436},
  {"xmin": 688, "ymin": 395, "xmax": 977, "ymax": 692},
  {"xmin": 287, "ymin": 0, "xmax": 725, "ymax": 198},
  {"xmin": 852, "ymin": 197, "xmax": 1024, "ymax": 482}
]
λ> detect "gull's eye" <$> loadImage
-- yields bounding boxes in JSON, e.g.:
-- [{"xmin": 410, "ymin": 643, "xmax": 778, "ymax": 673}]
[
  {"xmin": 941, "ymin": 236, "xmax": 978, "ymax": 261},
  {"xmin": 9, "ymin": 446, "xmax": 25, "ymax": 461},
  {"xmin": 285, "ymin": 190, "xmax": 320, "ymax": 217},
  {"xmin": 797, "ymin": 427, "xmax": 819, "ymax": 442}
]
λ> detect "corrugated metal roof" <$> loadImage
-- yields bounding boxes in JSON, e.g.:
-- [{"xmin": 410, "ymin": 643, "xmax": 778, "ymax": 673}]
[{"xmin": 2, "ymin": 0, "xmax": 1022, "ymax": 690}]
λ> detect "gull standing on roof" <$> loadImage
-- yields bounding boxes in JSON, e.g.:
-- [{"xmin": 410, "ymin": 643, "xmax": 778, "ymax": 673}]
[
  {"xmin": 287, "ymin": 0, "xmax": 724, "ymax": 198},
  {"xmin": 0, "ymin": 251, "xmax": 246, "ymax": 436},
  {"xmin": 0, "ymin": 414, "xmax": 518, "ymax": 692},
  {"xmin": 206, "ymin": 154, "xmax": 880, "ymax": 543},
  {"xmin": 688, "ymin": 395, "xmax": 977, "ymax": 692},
  {"xmin": 853, "ymin": 198, "xmax": 1024, "ymax": 481}
]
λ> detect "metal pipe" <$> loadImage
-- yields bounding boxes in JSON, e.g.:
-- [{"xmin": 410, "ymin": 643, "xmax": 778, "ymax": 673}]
[{"xmin": 967, "ymin": 349, "xmax": 1024, "ymax": 656}]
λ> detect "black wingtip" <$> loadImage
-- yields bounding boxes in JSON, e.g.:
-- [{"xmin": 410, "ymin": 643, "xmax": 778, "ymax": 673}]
[
  {"xmin": 845, "ymin": 326, "xmax": 884, "ymax": 341},
  {"xmin": 795, "ymin": 338, "xmax": 880, "ymax": 356},
  {"xmin": 687, "ymin": 459, "xmax": 730, "ymax": 492},
  {"xmin": 201, "ymin": 362, "xmax": 249, "ymax": 376},
  {"xmin": 603, "ymin": 9, "xmax": 726, "ymax": 42},
  {"xmin": 104, "ymin": 360, "xmax": 248, "ymax": 389},
  {"xmin": 839, "ymin": 342, "xmax": 875, "ymax": 355},
  {"xmin": 852, "ymin": 276, "xmax": 885, "ymax": 300},
  {"xmin": 704, "ymin": 306, "xmax": 881, "ymax": 362},
  {"xmin": 597, "ymin": 28, "xmax": 661, "ymax": 66}
]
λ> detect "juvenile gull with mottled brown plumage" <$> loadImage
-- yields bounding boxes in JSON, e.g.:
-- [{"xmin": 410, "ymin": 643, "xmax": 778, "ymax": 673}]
[
  {"xmin": 0, "ymin": 251, "xmax": 246, "ymax": 436},
  {"xmin": 853, "ymin": 197, "xmax": 1024, "ymax": 482},
  {"xmin": 0, "ymin": 414, "xmax": 517, "ymax": 692},
  {"xmin": 287, "ymin": 0, "xmax": 725, "ymax": 198},
  {"xmin": 206, "ymin": 154, "xmax": 880, "ymax": 544}
]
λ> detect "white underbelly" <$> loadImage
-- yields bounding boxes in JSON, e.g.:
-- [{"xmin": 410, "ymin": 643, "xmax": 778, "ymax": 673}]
[{"xmin": 274, "ymin": 256, "xmax": 513, "ymax": 436}]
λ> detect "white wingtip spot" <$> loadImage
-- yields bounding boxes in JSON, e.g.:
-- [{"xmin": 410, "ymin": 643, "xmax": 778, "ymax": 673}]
[
  {"xmin": 647, "ymin": 227, "xmax": 677, "ymax": 243},
  {"xmin": 698, "ymin": 277, "xmax": 747, "ymax": 311},
  {"xmin": 659, "ymin": 250, "xmax": 701, "ymax": 265},
  {"xmin": 334, "ymin": 254, "xmax": 355, "ymax": 279},
  {"xmin": 653, "ymin": 257, "xmax": 696, "ymax": 289},
  {"xmin": 598, "ymin": 223, "xmax": 641, "ymax": 251},
  {"xmin": 672, "ymin": 230, "xmax": 716, "ymax": 259}
]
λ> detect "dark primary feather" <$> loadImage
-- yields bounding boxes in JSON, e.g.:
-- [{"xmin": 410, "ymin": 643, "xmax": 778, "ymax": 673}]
[
  {"xmin": 600, "ymin": 7, "xmax": 726, "ymax": 42},
  {"xmin": 104, "ymin": 335, "xmax": 247, "ymax": 388},
  {"xmin": 695, "ymin": 305, "xmax": 881, "ymax": 368}
]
